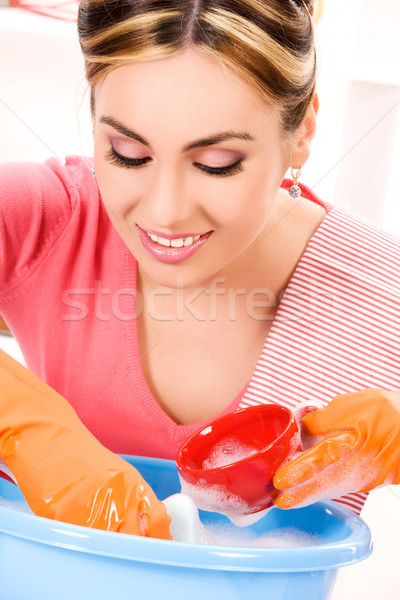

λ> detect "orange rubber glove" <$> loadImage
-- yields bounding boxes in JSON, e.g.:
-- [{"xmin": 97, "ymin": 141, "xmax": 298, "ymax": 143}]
[
  {"xmin": 273, "ymin": 389, "xmax": 400, "ymax": 509},
  {"xmin": 0, "ymin": 349, "xmax": 172, "ymax": 539}
]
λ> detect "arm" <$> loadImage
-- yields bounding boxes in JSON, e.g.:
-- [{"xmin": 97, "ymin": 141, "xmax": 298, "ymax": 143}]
[
  {"xmin": 273, "ymin": 389, "xmax": 400, "ymax": 508},
  {"xmin": 0, "ymin": 349, "xmax": 172, "ymax": 539}
]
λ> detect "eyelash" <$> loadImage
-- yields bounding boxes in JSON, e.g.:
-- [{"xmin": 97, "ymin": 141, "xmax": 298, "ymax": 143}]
[
  {"xmin": 105, "ymin": 147, "xmax": 151, "ymax": 169},
  {"xmin": 105, "ymin": 147, "xmax": 244, "ymax": 178},
  {"xmin": 193, "ymin": 159, "xmax": 243, "ymax": 178}
]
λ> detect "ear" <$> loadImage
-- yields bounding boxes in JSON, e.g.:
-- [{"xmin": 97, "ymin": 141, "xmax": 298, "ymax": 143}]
[{"xmin": 290, "ymin": 93, "xmax": 319, "ymax": 169}]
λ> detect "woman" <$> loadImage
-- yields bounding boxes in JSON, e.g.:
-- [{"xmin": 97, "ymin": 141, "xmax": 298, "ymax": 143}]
[{"xmin": 0, "ymin": 0, "xmax": 399, "ymax": 537}]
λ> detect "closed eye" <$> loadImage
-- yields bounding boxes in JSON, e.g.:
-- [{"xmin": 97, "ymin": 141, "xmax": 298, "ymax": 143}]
[
  {"xmin": 193, "ymin": 158, "xmax": 244, "ymax": 177},
  {"xmin": 105, "ymin": 147, "xmax": 151, "ymax": 168},
  {"xmin": 105, "ymin": 146, "xmax": 244, "ymax": 177}
]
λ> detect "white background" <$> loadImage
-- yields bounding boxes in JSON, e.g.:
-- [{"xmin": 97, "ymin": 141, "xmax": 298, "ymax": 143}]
[{"xmin": 1, "ymin": 2, "xmax": 400, "ymax": 598}]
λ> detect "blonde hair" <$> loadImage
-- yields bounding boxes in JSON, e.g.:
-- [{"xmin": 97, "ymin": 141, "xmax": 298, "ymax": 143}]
[{"xmin": 78, "ymin": 0, "xmax": 318, "ymax": 132}]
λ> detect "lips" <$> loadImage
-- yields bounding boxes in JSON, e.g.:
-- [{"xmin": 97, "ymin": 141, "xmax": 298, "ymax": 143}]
[{"xmin": 136, "ymin": 225, "xmax": 212, "ymax": 264}]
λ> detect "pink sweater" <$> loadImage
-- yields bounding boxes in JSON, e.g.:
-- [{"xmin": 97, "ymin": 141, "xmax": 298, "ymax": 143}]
[{"xmin": 1, "ymin": 156, "xmax": 399, "ymax": 514}]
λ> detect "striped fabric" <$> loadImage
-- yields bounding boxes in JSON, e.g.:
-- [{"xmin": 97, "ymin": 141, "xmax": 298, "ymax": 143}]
[{"xmin": 238, "ymin": 206, "xmax": 400, "ymax": 514}]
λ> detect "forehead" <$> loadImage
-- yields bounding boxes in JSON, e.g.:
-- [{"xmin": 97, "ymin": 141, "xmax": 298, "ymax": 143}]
[{"xmin": 94, "ymin": 48, "xmax": 282, "ymax": 144}]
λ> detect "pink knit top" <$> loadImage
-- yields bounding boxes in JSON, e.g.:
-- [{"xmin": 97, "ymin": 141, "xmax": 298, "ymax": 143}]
[{"xmin": 1, "ymin": 156, "xmax": 399, "ymax": 514}]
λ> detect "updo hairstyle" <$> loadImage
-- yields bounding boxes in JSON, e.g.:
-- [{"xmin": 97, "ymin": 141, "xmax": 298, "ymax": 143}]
[{"xmin": 78, "ymin": 0, "xmax": 318, "ymax": 133}]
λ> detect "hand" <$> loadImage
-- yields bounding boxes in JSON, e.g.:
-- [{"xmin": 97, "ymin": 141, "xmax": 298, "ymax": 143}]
[
  {"xmin": 0, "ymin": 350, "xmax": 172, "ymax": 539},
  {"xmin": 273, "ymin": 389, "xmax": 400, "ymax": 509}
]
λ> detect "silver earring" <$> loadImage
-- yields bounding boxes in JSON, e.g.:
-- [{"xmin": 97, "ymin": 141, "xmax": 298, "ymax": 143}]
[
  {"xmin": 90, "ymin": 166, "xmax": 95, "ymax": 176},
  {"xmin": 288, "ymin": 168, "xmax": 302, "ymax": 198}
]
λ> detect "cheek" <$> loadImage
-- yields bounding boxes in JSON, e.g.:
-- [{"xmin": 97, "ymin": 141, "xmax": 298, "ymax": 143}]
[
  {"xmin": 203, "ymin": 174, "xmax": 276, "ymax": 230},
  {"xmin": 94, "ymin": 165, "xmax": 142, "ymax": 219},
  {"xmin": 93, "ymin": 138, "xmax": 137, "ymax": 216}
]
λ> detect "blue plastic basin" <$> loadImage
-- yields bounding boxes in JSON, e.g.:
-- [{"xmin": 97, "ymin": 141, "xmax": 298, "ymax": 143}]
[{"xmin": 0, "ymin": 455, "xmax": 372, "ymax": 600}]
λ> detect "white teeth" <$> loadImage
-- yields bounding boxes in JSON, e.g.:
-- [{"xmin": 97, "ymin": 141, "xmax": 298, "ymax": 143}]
[{"xmin": 146, "ymin": 232, "xmax": 202, "ymax": 248}]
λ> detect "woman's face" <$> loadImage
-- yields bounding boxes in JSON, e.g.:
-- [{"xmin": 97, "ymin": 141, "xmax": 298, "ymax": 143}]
[{"xmin": 93, "ymin": 48, "xmax": 293, "ymax": 290}]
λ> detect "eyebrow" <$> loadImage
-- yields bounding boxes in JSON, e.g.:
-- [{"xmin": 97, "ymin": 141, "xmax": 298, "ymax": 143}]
[{"xmin": 99, "ymin": 115, "xmax": 255, "ymax": 152}]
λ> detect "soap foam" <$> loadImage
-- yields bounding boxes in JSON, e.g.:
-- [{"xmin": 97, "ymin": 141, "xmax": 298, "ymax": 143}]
[
  {"xmin": 202, "ymin": 437, "xmax": 259, "ymax": 470},
  {"xmin": 179, "ymin": 476, "xmax": 251, "ymax": 517},
  {"xmin": 203, "ymin": 523, "xmax": 322, "ymax": 548},
  {"xmin": 164, "ymin": 493, "xmax": 322, "ymax": 547},
  {"xmin": 228, "ymin": 507, "xmax": 272, "ymax": 528},
  {"xmin": 278, "ymin": 449, "xmax": 380, "ymax": 508}
]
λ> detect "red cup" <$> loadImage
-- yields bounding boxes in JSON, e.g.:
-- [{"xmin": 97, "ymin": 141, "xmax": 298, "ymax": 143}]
[{"xmin": 176, "ymin": 404, "xmax": 301, "ymax": 517}]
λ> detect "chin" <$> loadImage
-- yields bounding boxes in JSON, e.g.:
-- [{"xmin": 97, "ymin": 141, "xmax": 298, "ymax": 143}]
[{"xmin": 138, "ymin": 260, "xmax": 221, "ymax": 292}]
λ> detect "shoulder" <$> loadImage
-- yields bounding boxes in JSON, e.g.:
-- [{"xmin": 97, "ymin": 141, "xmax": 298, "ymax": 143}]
[
  {"xmin": 0, "ymin": 155, "xmax": 101, "ymax": 234},
  {"xmin": 0, "ymin": 155, "xmax": 96, "ymax": 214},
  {"xmin": 316, "ymin": 206, "xmax": 399, "ymax": 268},
  {"xmin": 0, "ymin": 156, "xmax": 100, "ymax": 294},
  {"xmin": 303, "ymin": 206, "xmax": 400, "ymax": 299},
  {"xmin": 279, "ymin": 179, "xmax": 400, "ymax": 292},
  {"xmin": 42, "ymin": 155, "xmax": 96, "ymax": 198}
]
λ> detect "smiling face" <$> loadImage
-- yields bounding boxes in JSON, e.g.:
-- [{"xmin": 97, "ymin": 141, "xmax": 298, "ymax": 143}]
[{"xmin": 93, "ymin": 48, "xmax": 298, "ymax": 290}]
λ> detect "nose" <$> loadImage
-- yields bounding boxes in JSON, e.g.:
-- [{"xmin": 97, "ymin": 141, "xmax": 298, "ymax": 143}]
[{"xmin": 143, "ymin": 165, "xmax": 192, "ymax": 230}]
